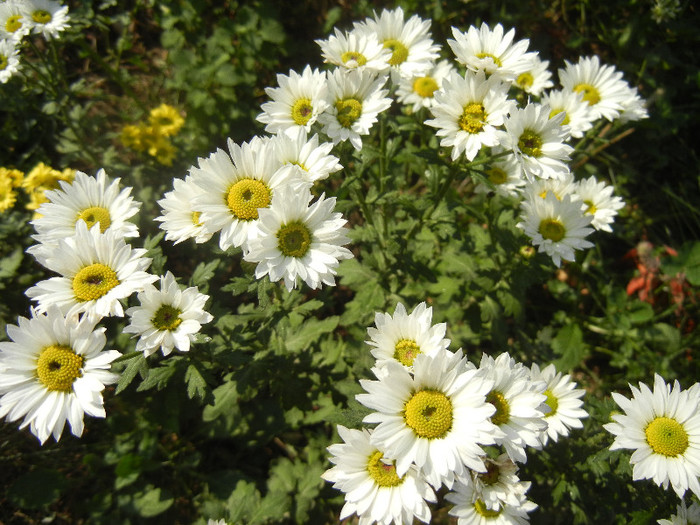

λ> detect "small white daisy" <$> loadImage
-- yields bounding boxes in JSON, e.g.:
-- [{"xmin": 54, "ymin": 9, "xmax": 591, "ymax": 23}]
[
  {"xmin": 0, "ymin": 306, "xmax": 120, "ymax": 444},
  {"xmin": 25, "ymin": 222, "xmax": 157, "ymax": 321},
  {"xmin": 467, "ymin": 454, "xmax": 530, "ymax": 510},
  {"xmin": 20, "ymin": 0, "xmax": 70, "ymax": 40},
  {"xmin": 618, "ymin": 85, "xmax": 649, "ymax": 123},
  {"xmin": 269, "ymin": 130, "xmax": 342, "ymax": 184},
  {"xmin": 529, "ymin": 363, "xmax": 588, "ymax": 445},
  {"xmin": 396, "ymin": 59, "xmax": 455, "ymax": 113},
  {"xmin": 604, "ymin": 374, "xmax": 700, "ymax": 498},
  {"xmin": 513, "ymin": 56, "xmax": 554, "ymax": 97},
  {"xmin": 317, "ymin": 26, "xmax": 391, "ymax": 73},
  {"xmin": 474, "ymin": 152, "xmax": 526, "ymax": 198},
  {"xmin": 243, "ymin": 185, "xmax": 353, "ymax": 291},
  {"xmin": 366, "ymin": 302, "xmax": 451, "ymax": 369},
  {"xmin": 0, "ymin": 38, "xmax": 20, "ymax": 83},
  {"xmin": 539, "ymin": 89, "xmax": 595, "ymax": 139},
  {"xmin": 257, "ymin": 65, "xmax": 329, "ymax": 138},
  {"xmin": 658, "ymin": 500, "xmax": 700, "ymax": 525},
  {"xmin": 517, "ymin": 192, "xmax": 594, "ymax": 267},
  {"xmin": 446, "ymin": 477, "xmax": 537, "ymax": 525},
  {"xmin": 522, "ymin": 170, "xmax": 578, "ymax": 202},
  {"xmin": 425, "ymin": 70, "xmax": 512, "ymax": 161},
  {"xmin": 125, "ymin": 271, "xmax": 213, "ymax": 357},
  {"xmin": 0, "ymin": 2, "xmax": 31, "ymax": 42},
  {"xmin": 322, "ymin": 425, "xmax": 437, "ymax": 525},
  {"xmin": 573, "ymin": 175, "xmax": 625, "ymax": 232},
  {"xmin": 156, "ymin": 176, "xmax": 214, "ymax": 245}
]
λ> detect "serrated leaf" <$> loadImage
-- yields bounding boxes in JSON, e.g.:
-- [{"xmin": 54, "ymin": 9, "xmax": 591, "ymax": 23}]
[
  {"xmin": 190, "ymin": 260, "xmax": 220, "ymax": 288},
  {"xmin": 283, "ymin": 316, "xmax": 339, "ymax": 353},
  {"xmin": 185, "ymin": 362, "xmax": 211, "ymax": 402},
  {"xmin": 202, "ymin": 380, "xmax": 239, "ymax": 422},
  {"xmin": 115, "ymin": 354, "xmax": 148, "ymax": 395},
  {"xmin": 137, "ymin": 363, "xmax": 177, "ymax": 392}
]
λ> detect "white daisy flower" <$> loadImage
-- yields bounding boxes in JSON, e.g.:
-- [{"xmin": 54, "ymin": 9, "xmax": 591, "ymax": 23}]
[
  {"xmin": 318, "ymin": 68, "xmax": 391, "ymax": 151},
  {"xmin": 0, "ymin": 38, "xmax": 20, "ymax": 83},
  {"xmin": 354, "ymin": 7, "xmax": 440, "ymax": 82},
  {"xmin": 529, "ymin": 363, "xmax": 588, "ymax": 445},
  {"xmin": 522, "ymin": 170, "xmax": 578, "ymax": 202},
  {"xmin": 474, "ymin": 152, "xmax": 526, "ymax": 198},
  {"xmin": 317, "ymin": 26, "xmax": 391, "ymax": 73},
  {"xmin": 618, "ymin": 85, "xmax": 649, "ymax": 123},
  {"xmin": 124, "ymin": 271, "xmax": 213, "ymax": 357},
  {"xmin": 366, "ymin": 302, "xmax": 451, "ymax": 369},
  {"xmin": 467, "ymin": 454, "xmax": 531, "ymax": 510},
  {"xmin": 0, "ymin": 2, "xmax": 31, "ymax": 42},
  {"xmin": 156, "ymin": 176, "xmax": 214, "ymax": 245},
  {"xmin": 513, "ymin": 56, "xmax": 554, "ymax": 97},
  {"xmin": 446, "ymin": 477, "xmax": 537, "ymax": 525},
  {"xmin": 357, "ymin": 348, "xmax": 499, "ymax": 489},
  {"xmin": 478, "ymin": 353, "xmax": 547, "ymax": 464},
  {"xmin": 20, "ymin": 0, "xmax": 70, "ymax": 40},
  {"xmin": 447, "ymin": 23, "xmax": 537, "ymax": 83},
  {"xmin": 658, "ymin": 500, "xmax": 700, "ymax": 525},
  {"xmin": 257, "ymin": 65, "xmax": 329, "ymax": 138},
  {"xmin": 0, "ymin": 306, "xmax": 120, "ymax": 444},
  {"xmin": 539, "ymin": 89, "xmax": 595, "ymax": 139},
  {"xmin": 322, "ymin": 425, "xmax": 437, "ymax": 525},
  {"xmin": 243, "ymin": 185, "xmax": 352, "ymax": 291},
  {"xmin": 25, "ymin": 222, "xmax": 157, "ymax": 321},
  {"xmin": 425, "ymin": 70, "xmax": 512, "ymax": 161},
  {"xmin": 517, "ymin": 192, "xmax": 594, "ymax": 267},
  {"xmin": 604, "ymin": 374, "xmax": 700, "ymax": 498},
  {"xmin": 499, "ymin": 103, "xmax": 573, "ymax": 180},
  {"xmin": 573, "ymin": 175, "xmax": 625, "ymax": 232},
  {"xmin": 558, "ymin": 56, "xmax": 633, "ymax": 121},
  {"xmin": 269, "ymin": 130, "xmax": 342, "ymax": 184},
  {"xmin": 396, "ymin": 59, "xmax": 455, "ymax": 113}
]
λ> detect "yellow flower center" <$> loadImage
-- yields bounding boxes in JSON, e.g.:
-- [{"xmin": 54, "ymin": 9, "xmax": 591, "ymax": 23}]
[
  {"xmin": 5, "ymin": 15, "xmax": 22, "ymax": 33},
  {"xmin": 32, "ymin": 10, "xmax": 53, "ymax": 24},
  {"xmin": 518, "ymin": 129, "xmax": 543, "ymax": 157},
  {"xmin": 584, "ymin": 200, "xmax": 597, "ymax": 215},
  {"xmin": 517, "ymin": 72, "xmax": 534, "ymax": 89},
  {"xmin": 77, "ymin": 206, "xmax": 112, "ymax": 232},
  {"xmin": 335, "ymin": 98, "xmax": 363, "ymax": 128},
  {"xmin": 226, "ymin": 178, "xmax": 271, "ymax": 221},
  {"xmin": 152, "ymin": 304, "xmax": 183, "ymax": 331},
  {"xmin": 573, "ymin": 83, "xmax": 601, "ymax": 105},
  {"xmin": 459, "ymin": 102, "xmax": 487, "ymax": 134},
  {"xmin": 366, "ymin": 451, "xmax": 404, "ymax": 487},
  {"xmin": 487, "ymin": 167, "xmax": 507, "ymax": 185},
  {"xmin": 412, "ymin": 76, "xmax": 439, "ymax": 98},
  {"xmin": 549, "ymin": 108, "xmax": 571, "ymax": 126},
  {"xmin": 276, "ymin": 221, "xmax": 312, "ymax": 258},
  {"xmin": 544, "ymin": 389, "xmax": 559, "ymax": 417},
  {"xmin": 340, "ymin": 51, "xmax": 367, "ymax": 67},
  {"xmin": 383, "ymin": 39, "xmax": 409, "ymax": 66},
  {"xmin": 539, "ymin": 219, "xmax": 566, "ymax": 242},
  {"xmin": 393, "ymin": 339, "xmax": 421, "ymax": 367},
  {"xmin": 645, "ymin": 417, "xmax": 689, "ymax": 457},
  {"xmin": 486, "ymin": 390, "xmax": 511, "ymax": 426},
  {"xmin": 291, "ymin": 98, "xmax": 313, "ymax": 126},
  {"xmin": 474, "ymin": 499, "xmax": 502, "ymax": 517},
  {"xmin": 0, "ymin": 54, "xmax": 8, "ymax": 71},
  {"xmin": 72, "ymin": 263, "xmax": 120, "ymax": 302},
  {"xmin": 36, "ymin": 345, "xmax": 84, "ymax": 392},
  {"xmin": 476, "ymin": 52, "xmax": 503, "ymax": 68},
  {"xmin": 192, "ymin": 211, "xmax": 202, "ymax": 226},
  {"xmin": 404, "ymin": 389, "xmax": 453, "ymax": 439}
]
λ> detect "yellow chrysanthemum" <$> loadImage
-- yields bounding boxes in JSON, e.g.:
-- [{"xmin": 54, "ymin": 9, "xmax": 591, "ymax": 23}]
[
  {"xmin": 148, "ymin": 104, "xmax": 185, "ymax": 137},
  {"xmin": 22, "ymin": 163, "xmax": 74, "ymax": 192},
  {"xmin": 0, "ymin": 177, "xmax": 17, "ymax": 212},
  {"xmin": 0, "ymin": 167, "xmax": 24, "ymax": 187}
]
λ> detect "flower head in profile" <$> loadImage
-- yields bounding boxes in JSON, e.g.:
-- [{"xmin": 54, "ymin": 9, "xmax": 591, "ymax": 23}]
[
  {"xmin": 657, "ymin": 500, "xmax": 700, "ymax": 525},
  {"xmin": 156, "ymin": 176, "xmax": 214, "ymax": 245},
  {"xmin": 513, "ymin": 56, "xmax": 554, "ymax": 97},
  {"xmin": 539, "ymin": 89, "xmax": 594, "ymax": 139},
  {"xmin": 0, "ymin": 306, "xmax": 120, "ymax": 444},
  {"xmin": 1, "ymin": 38, "xmax": 20, "ymax": 83}
]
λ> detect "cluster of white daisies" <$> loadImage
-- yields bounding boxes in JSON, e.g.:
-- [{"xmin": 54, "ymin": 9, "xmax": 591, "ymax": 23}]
[
  {"xmin": 0, "ymin": 0, "xmax": 70, "ymax": 84},
  {"xmin": 322, "ymin": 302, "xmax": 588, "ymax": 524},
  {"xmin": 0, "ymin": 169, "xmax": 214, "ymax": 444}
]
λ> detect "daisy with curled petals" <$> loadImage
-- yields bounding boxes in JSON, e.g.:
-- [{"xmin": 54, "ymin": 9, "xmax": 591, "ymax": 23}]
[
  {"xmin": 513, "ymin": 56, "xmax": 554, "ymax": 97},
  {"xmin": 524, "ymin": 170, "xmax": 578, "ymax": 202},
  {"xmin": 269, "ymin": 130, "xmax": 342, "ymax": 184},
  {"xmin": 447, "ymin": 23, "xmax": 537, "ymax": 83},
  {"xmin": 618, "ymin": 85, "xmax": 649, "ymax": 123},
  {"xmin": 604, "ymin": 374, "xmax": 700, "ymax": 498},
  {"xmin": 0, "ymin": 306, "xmax": 120, "ymax": 444},
  {"xmin": 257, "ymin": 66, "xmax": 329, "ymax": 138},
  {"xmin": 125, "ymin": 272, "xmax": 213, "ymax": 357},
  {"xmin": 243, "ymin": 185, "xmax": 353, "ymax": 291},
  {"xmin": 366, "ymin": 302, "xmax": 451, "ymax": 369},
  {"xmin": 357, "ymin": 348, "xmax": 498, "ymax": 489},
  {"xmin": 318, "ymin": 68, "xmax": 391, "ymax": 151},
  {"xmin": 478, "ymin": 353, "xmax": 547, "ymax": 464},
  {"xmin": 317, "ymin": 26, "xmax": 390, "ymax": 73},
  {"xmin": 20, "ymin": 0, "xmax": 70, "ymax": 40},
  {"xmin": 25, "ymin": 222, "xmax": 157, "ymax": 321},
  {"xmin": 425, "ymin": 70, "xmax": 511, "ymax": 161},
  {"xmin": 573, "ymin": 175, "xmax": 625, "ymax": 233},
  {"xmin": 517, "ymin": 192, "xmax": 594, "ymax": 267},
  {"xmin": 1, "ymin": 38, "xmax": 21, "ymax": 84},
  {"xmin": 658, "ymin": 500, "xmax": 700, "ymax": 525},
  {"xmin": 468, "ymin": 454, "xmax": 530, "ymax": 510},
  {"xmin": 539, "ymin": 89, "xmax": 594, "ymax": 139},
  {"xmin": 396, "ymin": 59, "xmax": 454, "ymax": 113},
  {"xmin": 156, "ymin": 176, "xmax": 213, "ymax": 245},
  {"xmin": 446, "ymin": 476, "xmax": 537, "ymax": 525},
  {"xmin": 528, "ymin": 363, "xmax": 587, "ymax": 445},
  {"xmin": 322, "ymin": 425, "xmax": 436, "ymax": 525}
]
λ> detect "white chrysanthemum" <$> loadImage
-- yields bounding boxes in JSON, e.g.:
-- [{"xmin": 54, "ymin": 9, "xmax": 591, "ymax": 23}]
[
  {"xmin": 425, "ymin": 70, "xmax": 512, "ymax": 161},
  {"xmin": 244, "ymin": 185, "xmax": 353, "ymax": 291},
  {"xmin": 354, "ymin": 7, "xmax": 440, "ymax": 82},
  {"xmin": 396, "ymin": 59, "xmax": 454, "ymax": 112},
  {"xmin": 317, "ymin": 26, "xmax": 391, "ymax": 73},
  {"xmin": 0, "ymin": 2, "xmax": 31, "ymax": 42},
  {"xmin": 539, "ymin": 89, "xmax": 595, "ymax": 139},
  {"xmin": 478, "ymin": 353, "xmax": 547, "ymax": 464},
  {"xmin": 124, "ymin": 271, "xmax": 213, "ymax": 357},
  {"xmin": 499, "ymin": 103, "xmax": 573, "ymax": 180},
  {"xmin": 604, "ymin": 374, "xmax": 700, "ymax": 498},
  {"xmin": 468, "ymin": 454, "xmax": 530, "ymax": 510},
  {"xmin": 268, "ymin": 130, "xmax": 342, "ymax": 184},
  {"xmin": 573, "ymin": 175, "xmax": 625, "ymax": 232},
  {"xmin": 618, "ymin": 85, "xmax": 649, "ymax": 123},
  {"xmin": 475, "ymin": 152, "xmax": 526, "ymax": 198},
  {"xmin": 156, "ymin": 176, "xmax": 214, "ymax": 245},
  {"xmin": 0, "ymin": 306, "xmax": 120, "ymax": 444},
  {"xmin": 513, "ymin": 56, "xmax": 554, "ymax": 97},
  {"xmin": 366, "ymin": 302, "xmax": 451, "ymax": 369},
  {"xmin": 446, "ymin": 477, "xmax": 537, "ymax": 525},
  {"xmin": 522, "ymin": 170, "xmax": 578, "ymax": 202},
  {"xmin": 0, "ymin": 37, "xmax": 20, "ymax": 83},
  {"xmin": 27, "ymin": 168, "xmax": 140, "ymax": 267},
  {"xmin": 20, "ymin": 0, "xmax": 70, "ymax": 40},
  {"xmin": 558, "ymin": 56, "xmax": 633, "ymax": 121},
  {"xmin": 447, "ymin": 23, "xmax": 537, "ymax": 83},
  {"xmin": 517, "ymin": 192, "xmax": 594, "ymax": 267},
  {"xmin": 318, "ymin": 68, "xmax": 391, "ymax": 150},
  {"xmin": 658, "ymin": 500, "xmax": 700, "ymax": 525},
  {"xmin": 322, "ymin": 425, "xmax": 437, "ymax": 525},
  {"xmin": 357, "ymin": 348, "xmax": 499, "ymax": 489},
  {"xmin": 529, "ymin": 363, "xmax": 588, "ymax": 445},
  {"xmin": 25, "ymin": 222, "xmax": 157, "ymax": 320},
  {"xmin": 189, "ymin": 137, "xmax": 302, "ymax": 251},
  {"xmin": 257, "ymin": 66, "xmax": 329, "ymax": 138}
]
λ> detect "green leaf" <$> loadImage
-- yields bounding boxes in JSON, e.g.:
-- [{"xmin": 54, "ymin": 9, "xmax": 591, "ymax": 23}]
[
  {"xmin": 137, "ymin": 363, "xmax": 177, "ymax": 392},
  {"xmin": 283, "ymin": 316, "xmax": 339, "ymax": 353},
  {"xmin": 202, "ymin": 380, "xmax": 239, "ymax": 422},
  {"xmin": 8, "ymin": 469, "xmax": 67, "ymax": 509},
  {"xmin": 115, "ymin": 354, "xmax": 148, "ymax": 395},
  {"xmin": 132, "ymin": 486, "xmax": 173, "ymax": 518},
  {"xmin": 185, "ymin": 362, "xmax": 211, "ymax": 402},
  {"xmin": 190, "ymin": 260, "xmax": 220, "ymax": 288},
  {"xmin": 552, "ymin": 324, "xmax": 586, "ymax": 371},
  {"xmin": 661, "ymin": 241, "xmax": 700, "ymax": 286}
]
